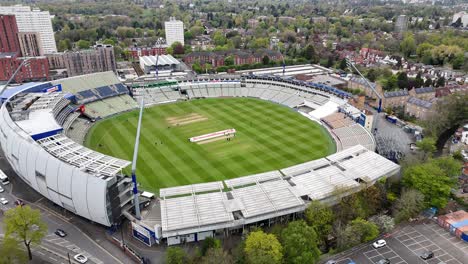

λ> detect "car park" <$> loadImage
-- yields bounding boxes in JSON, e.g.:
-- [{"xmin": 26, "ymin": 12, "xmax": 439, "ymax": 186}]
[
  {"xmin": 54, "ymin": 229, "xmax": 67, "ymax": 238},
  {"xmin": 376, "ymin": 259, "xmax": 390, "ymax": 264},
  {"xmin": 372, "ymin": 239, "xmax": 387, "ymax": 249},
  {"xmin": 420, "ymin": 250, "xmax": 434, "ymax": 260},
  {"xmin": 0, "ymin": 197, "xmax": 8, "ymax": 205},
  {"xmin": 73, "ymin": 254, "xmax": 88, "ymax": 263}
]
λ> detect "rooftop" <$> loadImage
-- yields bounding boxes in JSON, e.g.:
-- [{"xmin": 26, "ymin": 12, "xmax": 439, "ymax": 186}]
[
  {"xmin": 384, "ymin": 89, "xmax": 409, "ymax": 98},
  {"xmin": 407, "ymin": 97, "xmax": 433, "ymax": 109}
]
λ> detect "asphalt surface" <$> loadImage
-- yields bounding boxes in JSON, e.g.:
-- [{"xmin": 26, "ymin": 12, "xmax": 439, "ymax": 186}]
[{"xmin": 331, "ymin": 221, "xmax": 468, "ymax": 264}]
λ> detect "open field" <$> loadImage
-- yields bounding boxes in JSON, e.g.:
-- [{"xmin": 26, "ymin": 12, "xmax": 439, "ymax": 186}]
[{"xmin": 85, "ymin": 97, "xmax": 335, "ymax": 192}]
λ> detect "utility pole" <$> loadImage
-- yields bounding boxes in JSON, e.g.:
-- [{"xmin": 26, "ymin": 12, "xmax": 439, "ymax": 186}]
[{"xmin": 131, "ymin": 98, "xmax": 145, "ymax": 219}]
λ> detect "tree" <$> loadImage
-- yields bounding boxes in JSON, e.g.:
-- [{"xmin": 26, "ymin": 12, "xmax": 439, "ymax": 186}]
[
  {"xmin": 165, "ymin": 247, "xmax": 186, "ymax": 264},
  {"xmin": 224, "ymin": 56, "xmax": 234, "ymax": 66},
  {"xmin": 200, "ymin": 237, "xmax": 220, "ymax": 256},
  {"xmin": 369, "ymin": 215, "xmax": 395, "ymax": 233},
  {"xmin": 303, "ymin": 45, "xmax": 318, "ymax": 63},
  {"xmin": 397, "ymin": 72, "xmax": 409, "ymax": 89},
  {"xmin": 339, "ymin": 58, "xmax": 347, "ymax": 71},
  {"xmin": 403, "ymin": 158, "xmax": 458, "ymax": 208},
  {"xmin": 3, "ymin": 206, "xmax": 47, "ymax": 260},
  {"xmin": 366, "ymin": 69, "xmax": 378, "ymax": 82},
  {"xmin": 415, "ymin": 137, "xmax": 436, "ymax": 160},
  {"xmin": 244, "ymin": 230, "xmax": 283, "ymax": 264},
  {"xmin": 338, "ymin": 218, "xmax": 379, "ymax": 250},
  {"xmin": 400, "ymin": 33, "xmax": 416, "ymax": 58},
  {"xmin": 0, "ymin": 238, "xmax": 28, "ymax": 264},
  {"xmin": 76, "ymin": 39, "xmax": 90, "ymax": 49},
  {"xmin": 171, "ymin": 42, "xmax": 185, "ymax": 55},
  {"xmin": 304, "ymin": 200, "xmax": 334, "ymax": 242},
  {"xmin": 262, "ymin": 55, "xmax": 270, "ymax": 65},
  {"xmin": 58, "ymin": 39, "xmax": 72, "ymax": 51},
  {"xmin": 200, "ymin": 248, "xmax": 233, "ymax": 264},
  {"xmin": 424, "ymin": 77, "xmax": 433, "ymax": 87},
  {"xmin": 393, "ymin": 189, "xmax": 425, "ymax": 222},
  {"xmin": 414, "ymin": 72, "xmax": 424, "ymax": 88},
  {"xmin": 280, "ymin": 220, "xmax": 320, "ymax": 264},
  {"xmin": 213, "ymin": 31, "xmax": 227, "ymax": 46},
  {"xmin": 436, "ymin": 77, "xmax": 445, "ymax": 87},
  {"xmin": 383, "ymin": 75, "xmax": 398, "ymax": 91}
]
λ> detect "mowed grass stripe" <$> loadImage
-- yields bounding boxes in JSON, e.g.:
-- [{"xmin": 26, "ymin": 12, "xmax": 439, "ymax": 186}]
[{"xmin": 85, "ymin": 97, "xmax": 335, "ymax": 192}]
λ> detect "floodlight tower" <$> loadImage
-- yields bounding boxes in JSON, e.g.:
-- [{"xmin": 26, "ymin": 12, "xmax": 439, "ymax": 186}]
[
  {"xmin": 131, "ymin": 98, "xmax": 145, "ymax": 219},
  {"xmin": 0, "ymin": 58, "xmax": 32, "ymax": 100},
  {"xmin": 346, "ymin": 57, "xmax": 382, "ymax": 113},
  {"xmin": 154, "ymin": 37, "xmax": 164, "ymax": 81}
]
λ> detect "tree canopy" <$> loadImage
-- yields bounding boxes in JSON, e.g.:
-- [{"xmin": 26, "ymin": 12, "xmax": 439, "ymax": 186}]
[
  {"xmin": 304, "ymin": 200, "xmax": 334, "ymax": 243},
  {"xmin": 3, "ymin": 206, "xmax": 47, "ymax": 261},
  {"xmin": 244, "ymin": 230, "xmax": 283, "ymax": 264},
  {"xmin": 280, "ymin": 220, "xmax": 321, "ymax": 264},
  {"xmin": 403, "ymin": 157, "xmax": 460, "ymax": 208}
]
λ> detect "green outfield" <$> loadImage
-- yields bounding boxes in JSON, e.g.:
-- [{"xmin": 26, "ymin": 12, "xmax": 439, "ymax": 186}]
[{"xmin": 84, "ymin": 97, "xmax": 335, "ymax": 192}]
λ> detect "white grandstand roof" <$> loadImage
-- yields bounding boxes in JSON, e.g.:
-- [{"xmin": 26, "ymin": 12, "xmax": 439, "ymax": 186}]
[
  {"xmin": 339, "ymin": 150, "xmax": 401, "ymax": 182},
  {"xmin": 290, "ymin": 168, "xmax": 359, "ymax": 200},
  {"xmin": 281, "ymin": 158, "xmax": 330, "ymax": 176},
  {"xmin": 37, "ymin": 134, "xmax": 131, "ymax": 177},
  {"xmin": 224, "ymin": 171, "xmax": 282, "ymax": 188},
  {"xmin": 230, "ymin": 179, "xmax": 305, "ymax": 221},
  {"xmin": 139, "ymin": 55, "xmax": 180, "ymax": 67},
  {"xmin": 16, "ymin": 109, "xmax": 62, "ymax": 136},
  {"xmin": 160, "ymin": 191, "xmax": 234, "ymax": 236},
  {"xmin": 159, "ymin": 181, "xmax": 224, "ymax": 198}
]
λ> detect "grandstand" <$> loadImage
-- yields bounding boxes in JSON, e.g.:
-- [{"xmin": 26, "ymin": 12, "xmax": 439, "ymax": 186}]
[
  {"xmin": 322, "ymin": 112, "xmax": 375, "ymax": 151},
  {"xmin": 0, "ymin": 78, "xmax": 134, "ymax": 226},
  {"xmin": 148, "ymin": 145, "xmax": 399, "ymax": 245}
]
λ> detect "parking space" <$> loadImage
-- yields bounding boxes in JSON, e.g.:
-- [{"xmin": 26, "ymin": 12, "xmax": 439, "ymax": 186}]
[
  {"xmin": 43, "ymin": 233, "xmax": 104, "ymax": 264},
  {"xmin": 394, "ymin": 225, "xmax": 463, "ymax": 264},
  {"xmin": 332, "ymin": 221, "xmax": 468, "ymax": 264}
]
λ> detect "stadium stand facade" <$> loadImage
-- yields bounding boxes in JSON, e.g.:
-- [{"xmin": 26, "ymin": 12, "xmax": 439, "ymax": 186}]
[{"xmin": 0, "ymin": 73, "xmax": 136, "ymax": 226}]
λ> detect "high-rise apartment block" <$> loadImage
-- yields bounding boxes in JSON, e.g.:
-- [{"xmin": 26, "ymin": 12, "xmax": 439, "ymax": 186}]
[
  {"xmin": 395, "ymin": 15, "xmax": 408, "ymax": 34},
  {"xmin": 0, "ymin": 5, "xmax": 57, "ymax": 54},
  {"xmin": 0, "ymin": 15, "xmax": 20, "ymax": 53},
  {"xmin": 165, "ymin": 17, "xmax": 184, "ymax": 46},
  {"xmin": 62, "ymin": 44, "xmax": 116, "ymax": 77},
  {"xmin": 18, "ymin": 32, "xmax": 43, "ymax": 56},
  {"xmin": 0, "ymin": 14, "xmax": 48, "ymax": 82}
]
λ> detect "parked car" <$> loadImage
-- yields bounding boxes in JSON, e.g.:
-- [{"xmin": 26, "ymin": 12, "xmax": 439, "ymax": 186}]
[
  {"xmin": 373, "ymin": 239, "xmax": 387, "ymax": 249},
  {"xmin": 0, "ymin": 197, "xmax": 8, "ymax": 205},
  {"xmin": 54, "ymin": 229, "xmax": 67, "ymax": 238},
  {"xmin": 14, "ymin": 199, "xmax": 25, "ymax": 206},
  {"xmin": 325, "ymin": 261, "xmax": 337, "ymax": 264},
  {"xmin": 0, "ymin": 186, "xmax": 4, "ymax": 193},
  {"xmin": 73, "ymin": 254, "xmax": 88, "ymax": 263},
  {"xmin": 420, "ymin": 251, "xmax": 434, "ymax": 260},
  {"xmin": 376, "ymin": 259, "xmax": 390, "ymax": 264}
]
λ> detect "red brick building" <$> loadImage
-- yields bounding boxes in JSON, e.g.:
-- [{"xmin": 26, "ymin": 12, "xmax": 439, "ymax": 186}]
[
  {"xmin": 128, "ymin": 46, "xmax": 167, "ymax": 60},
  {"xmin": 0, "ymin": 53, "xmax": 49, "ymax": 82},
  {"xmin": 0, "ymin": 15, "xmax": 20, "ymax": 53},
  {"xmin": 183, "ymin": 49, "xmax": 282, "ymax": 68},
  {"xmin": 0, "ymin": 14, "xmax": 49, "ymax": 83}
]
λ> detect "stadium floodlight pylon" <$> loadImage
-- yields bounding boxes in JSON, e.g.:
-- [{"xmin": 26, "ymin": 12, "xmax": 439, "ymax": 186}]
[
  {"xmin": 131, "ymin": 98, "xmax": 145, "ymax": 219},
  {"xmin": 0, "ymin": 58, "xmax": 32, "ymax": 103},
  {"xmin": 346, "ymin": 57, "xmax": 382, "ymax": 113}
]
